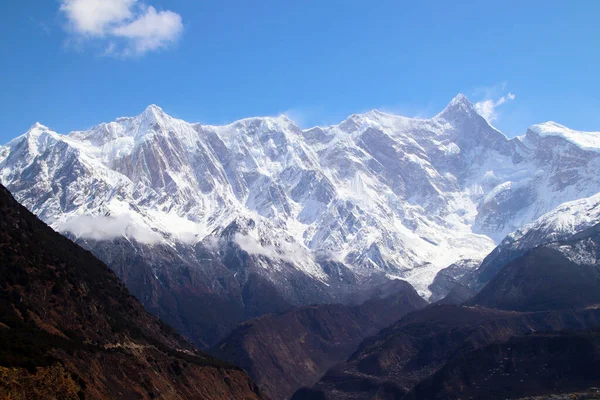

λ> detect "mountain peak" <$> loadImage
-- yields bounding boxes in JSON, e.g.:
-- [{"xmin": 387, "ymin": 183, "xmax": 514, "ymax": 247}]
[
  {"xmin": 528, "ymin": 121, "xmax": 600, "ymax": 153},
  {"xmin": 138, "ymin": 104, "xmax": 168, "ymax": 123},
  {"xmin": 6, "ymin": 122, "xmax": 55, "ymax": 148},
  {"xmin": 449, "ymin": 93, "xmax": 471, "ymax": 106},
  {"xmin": 435, "ymin": 93, "xmax": 476, "ymax": 120},
  {"xmin": 27, "ymin": 122, "xmax": 51, "ymax": 133},
  {"xmin": 231, "ymin": 114, "xmax": 296, "ymax": 130},
  {"xmin": 145, "ymin": 104, "xmax": 164, "ymax": 112},
  {"xmin": 364, "ymin": 109, "xmax": 396, "ymax": 119},
  {"xmin": 528, "ymin": 121, "xmax": 568, "ymax": 133},
  {"xmin": 277, "ymin": 113, "xmax": 293, "ymax": 123}
]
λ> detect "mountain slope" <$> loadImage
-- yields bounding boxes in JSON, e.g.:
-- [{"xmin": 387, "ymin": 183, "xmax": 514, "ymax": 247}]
[
  {"xmin": 3, "ymin": 95, "xmax": 600, "ymax": 346},
  {"xmin": 469, "ymin": 222, "xmax": 600, "ymax": 311},
  {"xmin": 427, "ymin": 258, "xmax": 480, "ymax": 302},
  {"xmin": 405, "ymin": 329, "xmax": 600, "ymax": 400},
  {"xmin": 0, "ymin": 184, "xmax": 263, "ymax": 399},
  {"xmin": 294, "ymin": 306, "xmax": 600, "ymax": 400},
  {"xmin": 73, "ymin": 233, "xmax": 298, "ymax": 348},
  {"xmin": 296, "ymin": 217, "xmax": 600, "ymax": 399},
  {"xmin": 212, "ymin": 280, "xmax": 426, "ymax": 400},
  {"xmin": 475, "ymin": 191, "xmax": 600, "ymax": 288},
  {"xmin": 432, "ymin": 189, "xmax": 600, "ymax": 303}
]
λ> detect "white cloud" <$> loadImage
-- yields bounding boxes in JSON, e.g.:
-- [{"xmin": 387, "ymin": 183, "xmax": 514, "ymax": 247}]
[
  {"xmin": 59, "ymin": 0, "xmax": 183, "ymax": 56},
  {"xmin": 60, "ymin": 0, "xmax": 134, "ymax": 35},
  {"xmin": 475, "ymin": 91, "xmax": 516, "ymax": 123},
  {"xmin": 58, "ymin": 215, "xmax": 162, "ymax": 244},
  {"xmin": 283, "ymin": 108, "xmax": 310, "ymax": 128},
  {"xmin": 282, "ymin": 106, "xmax": 331, "ymax": 129},
  {"xmin": 112, "ymin": 6, "xmax": 182, "ymax": 54},
  {"xmin": 233, "ymin": 233, "xmax": 314, "ymax": 264}
]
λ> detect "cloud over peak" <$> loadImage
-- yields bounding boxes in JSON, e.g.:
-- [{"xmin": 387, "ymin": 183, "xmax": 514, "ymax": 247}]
[
  {"xmin": 475, "ymin": 91, "xmax": 516, "ymax": 123},
  {"xmin": 60, "ymin": 0, "xmax": 183, "ymax": 56}
]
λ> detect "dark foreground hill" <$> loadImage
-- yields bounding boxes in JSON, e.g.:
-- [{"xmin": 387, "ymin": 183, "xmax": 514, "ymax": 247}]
[
  {"xmin": 293, "ymin": 305, "xmax": 600, "ymax": 400},
  {"xmin": 0, "ymin": 184, "xmax": 263, "ymax": 399},
  {"xmin": 212, "ymin": 280, "xmax": 426, "ymax": 399},
  {"xmin": 405, "ymin": 328, "xmax": 600, "ymax": 400}
]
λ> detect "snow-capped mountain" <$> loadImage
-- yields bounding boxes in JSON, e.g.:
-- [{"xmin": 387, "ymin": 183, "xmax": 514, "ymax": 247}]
[
  {"xmin": 2, "ymin": 94, "xmax": 600, "ymax": 344},
  {"xmin": 472, "ymin": 190, "xmax": 600, "ymax": 288},
  {"xmin": 429, "ymin": 187, "xmax": 600, "ymax": 303}
]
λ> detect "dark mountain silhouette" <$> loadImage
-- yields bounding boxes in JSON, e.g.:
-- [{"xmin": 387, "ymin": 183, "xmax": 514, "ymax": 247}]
[
  {"xmin": 293, "ymin": 305, "xmax": 600, "ymax": 399},
  {"xmin": 212, "ymin": 280, "xmax": 426, "ymax": 399},
  {"xmin": 405, "ymin": 329, "xmax": 600, "ymax": 400},
  {"xmin": 0, "ymin": 184, "xmax": 263, "ymax": 399}
]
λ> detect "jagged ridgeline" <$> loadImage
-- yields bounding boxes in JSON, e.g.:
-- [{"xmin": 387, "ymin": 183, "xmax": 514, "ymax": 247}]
[
  {"xmin": 2, "ymin": 95, "xmax": 600, "ymax": 348},
  {"xmin": 0, "ymin": 184, "xmax": 263, "ymax": 399}
]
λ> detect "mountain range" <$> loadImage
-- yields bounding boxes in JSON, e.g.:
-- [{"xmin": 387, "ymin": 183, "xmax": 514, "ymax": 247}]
[
  {"xmin": 2, "ymin": 94, "xmax": 600, "ymax": 349},
  {"xmin": 3, "ymin": 94, "xmax": 600, "ymax": 399}
]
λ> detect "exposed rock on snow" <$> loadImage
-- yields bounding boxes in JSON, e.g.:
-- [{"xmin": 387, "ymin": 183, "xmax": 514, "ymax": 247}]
[{"xmin": 2, "ymin": 95, "xmax": 600, "ymax": 330}]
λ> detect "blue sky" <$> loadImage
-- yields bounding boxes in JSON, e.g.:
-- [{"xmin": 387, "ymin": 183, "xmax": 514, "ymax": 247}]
[{"xmin": 1, "ymin": 0, "xmax": 599, "ymax": 141}]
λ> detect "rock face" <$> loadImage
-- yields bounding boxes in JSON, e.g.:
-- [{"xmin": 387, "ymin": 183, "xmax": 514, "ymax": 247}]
[
  {"xmin": 294, "ymin": 306, "xmax": 600, "ymax": 400},
  {"xmin": 427, "ymin": 258, "xmax": 480, "ymax": 302},
  {"xmin": 438, "ymin": 191, "xmax": 600, "ymax": 300},
  {"xmin": 3, "ymin": 96, "xmax": 600, "ymax": 346},
  {"xmin": 469, "ymin": 222, "xmax": 600, "ymax": 311},
  {"xmin": 0, "ymin": 184, "xmax": 263, "ymax": 400},
  {"xmin": 476, "ymin": 192, "xmax": 600, "ymax": 286},
  {"xmin": 72, "ymin": 235, "xmax": 298, "ymax": 348},
  {"xmin": 211, "ymin": 280, "xmax": 426, "ymax": 400}
]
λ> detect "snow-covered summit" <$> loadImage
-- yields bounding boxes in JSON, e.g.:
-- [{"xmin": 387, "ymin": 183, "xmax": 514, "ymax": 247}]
[
  {"xmin": 29, "ymin": 122, "xmax": 52, "ymax": 132},
  {"xmin": 435, "ymin": 93, "xmax": 477, "ymax": 119},
  {"xmin": 528, "ymin": 121, "xmax": 600, "ymax": 152},
  {"xmin": 2, "ymin": 95, "xmax": 600, "ymax": 297},
  {"xmin": 442, "ymin": 92, "xmax": 471, "ymax": 108},
  {"xmin": 6, "ymin": 122, "xmax": 55, "ymax": 146}
]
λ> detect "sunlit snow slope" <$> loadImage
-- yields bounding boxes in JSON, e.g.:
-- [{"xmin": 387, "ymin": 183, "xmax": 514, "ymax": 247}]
[{"xmin": 2, "ymin": 95, "xmax": 600, "ymax": 299}]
